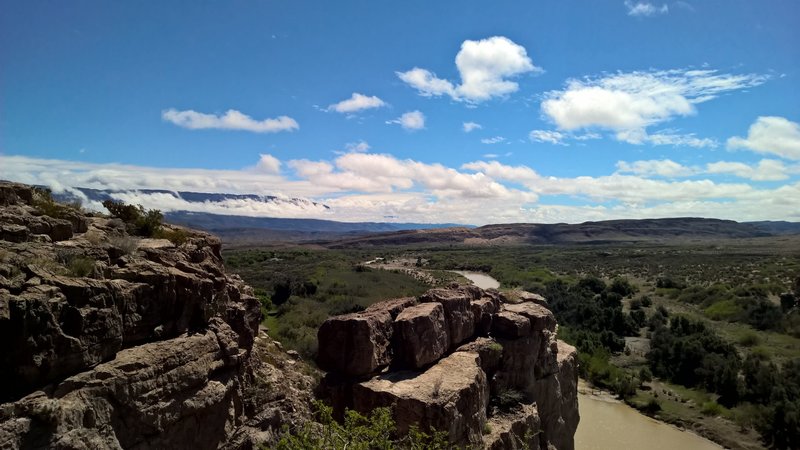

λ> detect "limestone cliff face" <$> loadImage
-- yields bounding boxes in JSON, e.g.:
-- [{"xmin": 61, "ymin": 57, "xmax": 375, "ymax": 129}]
[
  {"xmin": 0, "ymin": 182, "xmax": 313, "ymax": 449},
  {"xmin": 317, "ymin": 285, "xmax": 580, "ymax": 450}
]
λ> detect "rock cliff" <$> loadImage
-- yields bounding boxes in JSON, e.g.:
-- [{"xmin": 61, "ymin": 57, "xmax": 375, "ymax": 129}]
[
  {"xmin": 317, "ymin": 285, "xmax": 580, "ymax": 449},
  {"xmin": 0, "ymin": 182, "xmax": 313, "ymax": 449}
]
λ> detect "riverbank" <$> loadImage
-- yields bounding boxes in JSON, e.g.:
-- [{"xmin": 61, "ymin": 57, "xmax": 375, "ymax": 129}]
[{"xmin": 576, "ymin": 380, "xmax": 723, "ymax": 450}]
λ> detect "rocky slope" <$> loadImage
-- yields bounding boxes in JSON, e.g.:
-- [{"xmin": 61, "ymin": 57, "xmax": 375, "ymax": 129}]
[
  {"xmin": 0, "ymin": 180, "xmax": 580, "ymax": 449},
  {"xmin": 0, "ymin": 182, "xmax": 313, "ymax": 449},
  {"xmin": 317, "ymin": 285, "xmax": 580, "ymax": 449}
]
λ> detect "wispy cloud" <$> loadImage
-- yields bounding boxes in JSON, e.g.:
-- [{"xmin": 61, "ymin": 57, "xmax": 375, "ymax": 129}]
[
  {"xmin": 327, "ymin": 93, "xmax": 387, "ymax": 113},
  {"xmin": 398, "ymin": 36, "xmax": 540, "ymax": 103},
  {"xmin": 387, "ymin": 110, "xmax": 426, "ymax": 130},
  {"xmin": 529, "ymin": 130, "xmax": 601, "ymax": 145},
  {"xmin": 625, "ymin": 1, "xmax": 669, "ymax": 17},
  {"xmin": 344, "ymin": 141, "xmax": 371, "ymax": 153},
  {"xmin": 463, "ymin": 121, "xmax": 482, "ymax": 133},
  {"xmin": 529, "ymin": 130, "xmax": 567, "ymax": 145},
  {"xmin": 481, "ymin": 136, "xmax": 505, "ymax": 144},
  {"xmin": 540, "ymin": 68, "xmax": 767, "ymax": 145},
  {"xmin": 162, "ymin": 108, "xmax": 299, "ymax": 133}
]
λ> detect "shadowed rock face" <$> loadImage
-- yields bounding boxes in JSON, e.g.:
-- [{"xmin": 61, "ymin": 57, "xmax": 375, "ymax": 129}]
[
  {"xmin": 317, "ymin": 286, "xmax": 579, "ymax": 449},
  {"xmin": 0, "ymin": 181, "xmax": 312, "ymax": 450}
]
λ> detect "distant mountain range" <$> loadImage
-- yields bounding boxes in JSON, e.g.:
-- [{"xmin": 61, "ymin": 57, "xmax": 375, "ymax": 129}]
[
  {"xmin": 325, "ymin": 218, "xmax": 800, "ymax": 248},
  {"xmin": 48, "ymin": 187, "xmax": 469, "ymax": 243},
  {"xmin": 163, "ymin": 211, "xmax": 470, "ymax": 244},
  {"xmin": 48, "ymin": 187, "xmax": 800, "ymax": 246}
]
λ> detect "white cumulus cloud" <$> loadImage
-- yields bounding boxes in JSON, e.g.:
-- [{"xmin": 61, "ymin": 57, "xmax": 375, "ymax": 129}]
[
  {"xmin": 162, "ymin": 108, "xmax": 298, "ymax": 133},
  {"xmin": 2, "ymin": 154, "xmax": 799, "ymax": 225},
  {"xmin": 705, "ymin": 159, "xmax": 794, "ymax": 181},
  {"xmin": 387, "ymin": 111, "xmax": 426, "ymax": 130},
  {"xmin": 541, "ymin": 69, "xmax": 766, "ymax": 145},
  {"xmin": 327, "ymin": 93, "xmax": 387, "ymax": 113},
  {"xmin": 254, "ymin": 154, "xmax": 282, "ymax": 174},
  {"xmin": 397, "ymin": 36, "xmax": 540, "ymax": 103},
  {"xmin": 625, "ymin": 1, "xmax": 669, "ymax": 17},
  {"xmin": 727, "ymin": 116, "xmax": 800, "ymax": 160}
]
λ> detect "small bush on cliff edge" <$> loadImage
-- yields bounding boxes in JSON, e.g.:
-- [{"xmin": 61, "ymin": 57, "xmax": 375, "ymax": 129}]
[
  {"xmin": 102, "ymin": 200, "xmax": 163, "ymax": 237},
  {"xmin": 274, "ymin": 401, "xmax": 452, "ymax": 450}
]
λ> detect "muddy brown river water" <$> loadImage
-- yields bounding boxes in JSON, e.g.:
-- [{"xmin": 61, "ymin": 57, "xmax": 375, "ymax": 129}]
[{"xmin": 575, "ymin": 385, "xmax": 722, "ymax": 450}]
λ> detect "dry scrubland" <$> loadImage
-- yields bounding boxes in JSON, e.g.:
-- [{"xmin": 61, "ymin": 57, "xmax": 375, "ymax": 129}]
[{"xmin": 226, "ymin": 236, "xmax": 800, "ymax": 449}]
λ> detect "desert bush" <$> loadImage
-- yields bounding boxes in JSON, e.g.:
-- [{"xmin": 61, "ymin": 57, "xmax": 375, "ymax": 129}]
[
  {"xmin": 701, "ymin": 401, "xmax": 725, "ymax": 416},
  {"xmin": 31, "ymin": 188, "xmax": 81, "ymax": 218},
  {"xmin": 274, "ymin": 401, "xmax": 451, "ymax": 450},
  {"xmin": 738, "ymin": 331, "xmax": 760, "ymax": 347},
  {"xmin": 492, "ymin": 389, "xmax": 525, "ymax": 413},
  {"xmin": 67, "ymin": 257, "xmax": 95, "ymax": 277},
  {"xmin": 110, "ymin": 235, "xmax": 138, "ymax": 255},
  {"xmin": 102, "ymin": 200, "xmax": 163, "ymax": 236},
  {"xmin": 153, "ymin": 227, "xmax": 189, "ymax": 246},
  {"xmin": 643, "ymin": 397, "xmax": 662, "ymax": 414}
]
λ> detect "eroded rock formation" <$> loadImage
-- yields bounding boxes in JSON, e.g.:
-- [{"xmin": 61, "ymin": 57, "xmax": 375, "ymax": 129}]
[
  {"xmin": 0, "ymin": 182, "xmax": 313, "ymax": 449},
  {"xmin": 317, "ymin": 285, "xmax": 580, "ymax": 449}
]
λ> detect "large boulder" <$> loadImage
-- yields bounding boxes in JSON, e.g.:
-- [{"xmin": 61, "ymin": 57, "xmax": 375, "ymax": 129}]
[
  {"xmin": 503, "ymin": 302, "xmax": 556, "ymax": 333},
  {"xmin": 352, "ymin": 351, "xmax": 489, "ymax": 447},
  {"xmin": 471, "ymin": 297, "xmax": 497, "ymax": 336},
  {"xmin": 316, "ymin": 309, "xmax": 394, "ymax": 377},
  {"xmin": 420, "ymin": 287, "xmax": 477, "ymax": 347},
  {"xmin": 491, "ymin": 311, "xmax": 531, "ymax": 339},
  {"xmin": 366, "ymin": 296, "xmax": 417, "ymax": 318},
  {"xmin": 393, "ymin": 302, "xmax": 449, "ymax": 369},
  {"xmin": 484, "ymin": 404, "xmax": 541, "ymax": 450}
]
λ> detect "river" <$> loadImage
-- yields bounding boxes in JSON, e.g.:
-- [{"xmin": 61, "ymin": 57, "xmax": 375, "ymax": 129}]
[{"xmin": 454, "ymin": 271, "xmax": 723, "ymax": 450}]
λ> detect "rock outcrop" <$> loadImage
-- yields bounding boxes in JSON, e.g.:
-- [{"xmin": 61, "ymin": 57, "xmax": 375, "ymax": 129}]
[
  {"xmin": 317, "ymin": 284, "xmax": 580, "ymax": 449},
  {"xmin": 0, "ymin": 181, "xmax": 313, "ymax": 449}
]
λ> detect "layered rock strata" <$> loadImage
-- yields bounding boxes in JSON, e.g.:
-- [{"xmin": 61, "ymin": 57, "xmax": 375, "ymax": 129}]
[
  {"xmin": 317, "ymin": 285, "xmax": 579, "ymax": 449},
  {"xmin": 0, "ymin": 181, "xmax": 312, "ymax": 449}
]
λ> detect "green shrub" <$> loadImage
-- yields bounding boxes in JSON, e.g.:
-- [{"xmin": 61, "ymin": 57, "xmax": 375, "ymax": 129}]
[
  {"xmin": 643, "ymin": 397, "xmax": 662, "ymax": 414},
  {"xmin": 704, "ymin": 299, "xmax": 743, "ymax": 321},
  {"xmin": 274, "ymin": 401, "xmax": 452, "ymax": 450},
  {"xmin": 701, "ymin": 401, "xmax": 725, "ymax": 417},
  {"xmin": 153, "ymin": 227, "xmax": 189, "ymax": 246},
  {"xmin": 102, "ymin": 200, "xmax": 163, "ymax": 237},
  {"xmin": 67, "ymin": 257, "xmax": 95, "ymax": 277},
  {"xmin": 31, "ymin": 188, "xmax": 80, "ymax": 218},
  {"xmin": 738, "ymin": 331, "xmax": 760, "ymax": 347}
]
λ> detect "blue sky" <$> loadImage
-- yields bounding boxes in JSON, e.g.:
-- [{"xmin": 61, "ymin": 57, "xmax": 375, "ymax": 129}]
[{"xmin": 1, "ymin": 0, "xmax": 799, "ymax": 224}]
